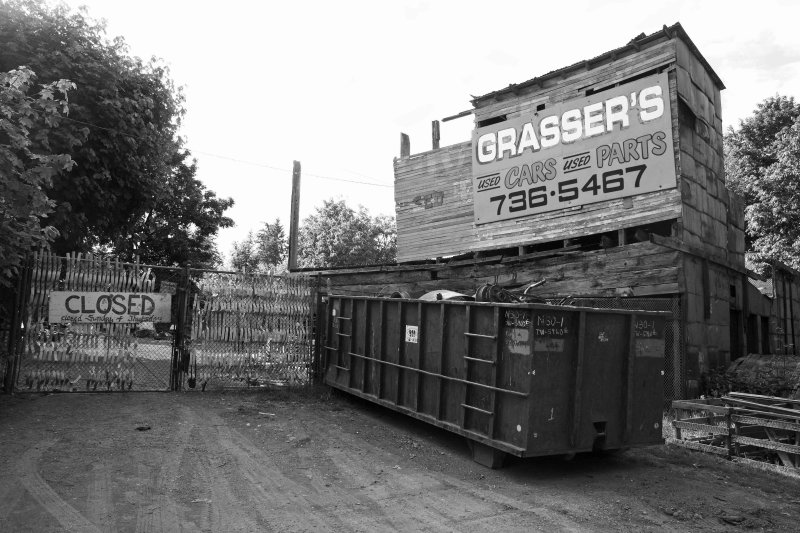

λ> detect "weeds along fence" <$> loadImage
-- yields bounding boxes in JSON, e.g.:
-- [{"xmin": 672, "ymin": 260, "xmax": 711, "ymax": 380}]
[{"xmin": 1, "ymin": 252, "xmax": 318, "ymax": 393}]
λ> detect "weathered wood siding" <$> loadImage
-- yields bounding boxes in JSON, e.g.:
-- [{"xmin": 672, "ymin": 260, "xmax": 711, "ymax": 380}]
[
  {"xmin": 394, "ymin": 38, "xmax": 682, "ymax": 263},
  {"xmin": 673, "ymin": 34, "xmax": 741, "ymax": 383},
  {"xmin": 325, "ymin": 242, "xmax": 679, "ymax": 299}
]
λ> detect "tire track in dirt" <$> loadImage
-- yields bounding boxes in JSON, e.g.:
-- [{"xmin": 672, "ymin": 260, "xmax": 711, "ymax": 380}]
[
  {"xmin": 16, "ymin": 439, "xmax": 101, "ymax": 533},
  {"xmin": 133, "ymin": 405, "xmax": 195, "ymax": 533},
  {"xmin": 324, "ymin": 447, "xmax": 472, "ymax": 532},
  {"xmin": 87, "ymin": 463, "xmax": 118, "ymax": 533},
  {"xmin": 324, "ymin": 427, "xmax": 587, "ymax": 532},
  {"xmin": 285, "ymin": 414, "xmax": 465, "ymax": 532},
  {"xmin": 189, "ymin": 425, "xmax": 263, "ymax": 533},
  {"xmin": 205, "ymin": 420, "xmax": 335, "ymax": 532},
  {"xmin": 291, "ymin": 443, "xmax": 408, "ymax": 531},
  {"xmin": 0, "ymin": 480, "xmax": 24, "ymax": 526}
]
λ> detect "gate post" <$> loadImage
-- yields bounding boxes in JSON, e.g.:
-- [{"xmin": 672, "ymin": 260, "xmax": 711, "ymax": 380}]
[
  {"xmin": 171, "ymin": 266, "xmax": 192, "ymax": 391},
  {"xmin": 4, "ymin": 256, "xmax": 33, "ymax": 394},
  {"xmin": 313, "ymin": 274, "xmax": 324, "ymax": 384}
]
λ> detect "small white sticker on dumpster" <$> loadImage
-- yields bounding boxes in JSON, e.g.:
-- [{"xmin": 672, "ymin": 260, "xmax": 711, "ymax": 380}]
[{"xmin": 405, "ymin": 325, "xmax": 418, "ymax": 343}]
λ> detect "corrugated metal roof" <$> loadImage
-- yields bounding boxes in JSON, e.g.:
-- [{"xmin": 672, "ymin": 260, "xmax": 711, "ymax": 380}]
[{"xmin": 471, "ymin": 22, "xmax": 724, "ymax": 106}]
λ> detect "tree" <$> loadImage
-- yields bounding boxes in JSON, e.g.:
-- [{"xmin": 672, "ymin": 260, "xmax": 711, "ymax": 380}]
[
  {"xmin": 230, "ymin": 232, "xmax": 260, "ymax": 273},
  {"xmin": 229, "ymin": 219, "xmax": 287, "ymax": 272},
  {"xmin": 110, "ymin": 154, "xmax": 233, "ymax": 268},
  {"xmin": 256, "ymin": 218, "xmax": 287, "ymax": 268},
  {"xmin": 0, "ymin": 66, "xmax": 75, "ymax": 286},
  {"xmin": 725, "ymin": 95, "xmax": 800, "ymax": 268},
  {"xmin": 0, "ymin": 0, "xmax": 232, "ymax": 260},
  {"xmin": 298, "ymin": 199, "xmax": 396, "ymax": 268}
]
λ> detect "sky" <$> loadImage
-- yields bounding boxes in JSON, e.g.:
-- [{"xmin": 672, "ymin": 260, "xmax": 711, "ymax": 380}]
[{"xmin": 59, "ymin": 0, "xmax": 800, "ymax": 266}]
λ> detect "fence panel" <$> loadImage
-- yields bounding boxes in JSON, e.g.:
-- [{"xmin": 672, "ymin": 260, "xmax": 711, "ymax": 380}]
[
  {"xmin": 8, "ymin": 252, "xmax": 181, "ymax": 392},
  {"xmin": 185, "ymin": 271, "xmax": 316, "ymax": 390}
]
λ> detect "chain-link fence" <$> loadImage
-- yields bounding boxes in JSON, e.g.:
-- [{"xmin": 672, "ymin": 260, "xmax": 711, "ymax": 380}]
[
  {"xmin": 2, "ymin": 254, "xmax": 320, "ymax": 393},
  {"xmin": 545, "ymin": 296, "xmax": 684, "ymax": 405},
  {"xmin": 4, "ymin": 252, "xmax": 184, "ymax": 392},
  {"xmin": 183, "ymin": 271, "xmax": 316, "ymax": 390}
]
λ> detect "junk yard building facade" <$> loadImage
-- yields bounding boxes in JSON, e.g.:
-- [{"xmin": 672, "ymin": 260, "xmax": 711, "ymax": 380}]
[{"xmin": 319, "ymin": 23, "xmax": 800, "ymax": 400}]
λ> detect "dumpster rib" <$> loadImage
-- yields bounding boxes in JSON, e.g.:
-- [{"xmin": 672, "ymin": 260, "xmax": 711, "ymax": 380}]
[
  {"xmin": 327, "ymin": 381, "xmax": 528, "ymax": 455},
  {"xmin": 460, "ymin": 305, "xmax": 471, "ymax": 430},
  {"xmin": 463, "ymin": 356, "xmax": 495, "ymax": 365},
  {"xmin": 489, "ymin": 307, "xmax": 501, "ymax": 439},
  {"xmin": 346, "ymin": 351, "xmax": 528, "ymax": 397},
  {"xmin": 623, "ymin": 314, "xmax": 637, "ymax": 444},
  {"xmin": 462, "ymin": 403, "xmax": 494, "ymax": 416},
  {"xmin": 376, "ymin": 300, "xmax": 385, "ymax": 400},
  {"xmin": 436, "ymin": 304, "xmax": 447, "ymax": 421},
  {"xmin": 415, "ymin": 301, "xmax": 423, "ymax": 413},
  {"xmin": 464, "ymin": 332, "xmax": 497, "ymax": 340}
]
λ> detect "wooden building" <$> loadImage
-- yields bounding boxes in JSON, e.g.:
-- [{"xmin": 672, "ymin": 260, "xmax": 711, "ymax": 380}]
[{"xmin": 317, "ymin": 23, "xmax": 800, "ymax": 399}]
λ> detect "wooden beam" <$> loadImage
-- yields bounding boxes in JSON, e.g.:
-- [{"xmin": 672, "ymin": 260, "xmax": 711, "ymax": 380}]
[
  {"xmin": 442, "ymin": 110, "xmax": 472, "ymax": 122},
  {"xmin": 431, "ymin": 120, "xmax": 440, "ymax": 150},
  {"xmin": 400, "ymin": 133, "xmax": 410, "ymax": 158},
  {"xmin": 649, "ymin": 234, "xmax": 749, "ymax": 276},
  {"xmin": 288, "ymin": 160, "xmax": 301, "ymax": 271}
]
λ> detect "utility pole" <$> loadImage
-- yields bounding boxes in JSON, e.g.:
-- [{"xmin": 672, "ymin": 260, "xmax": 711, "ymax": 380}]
[{"xmin": 288, "ymin": 160, "xmax": 301, "ymax": 271}]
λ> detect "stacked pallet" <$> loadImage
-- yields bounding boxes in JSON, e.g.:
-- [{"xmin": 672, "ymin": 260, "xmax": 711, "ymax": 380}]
[{"xmin": 670, "ymin": 392, "xmax": 800, "ymax": 477}]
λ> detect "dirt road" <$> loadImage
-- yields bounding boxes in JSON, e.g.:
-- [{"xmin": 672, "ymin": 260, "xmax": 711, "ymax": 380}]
[{"xmin": 0, "ymin": 390, "xmax": 798, "ymax": 532}]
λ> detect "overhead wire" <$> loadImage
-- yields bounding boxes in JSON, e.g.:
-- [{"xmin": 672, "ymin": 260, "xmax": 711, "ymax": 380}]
[{"xmin": 58, "ymin": 115, "xmax": 394, "ymax": 188}]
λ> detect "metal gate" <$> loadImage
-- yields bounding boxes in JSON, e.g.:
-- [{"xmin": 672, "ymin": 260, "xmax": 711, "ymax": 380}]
[
  {"xmin": 1, "ymin": 253, "xmax": 181, "ymax": 392},
  {"xmin": 1, "ymin": 253, "xmax": 318, "ymax": 393},
  {"xmin": 181, "ymin": 271, "xmax": 316, "ymax": 391}
]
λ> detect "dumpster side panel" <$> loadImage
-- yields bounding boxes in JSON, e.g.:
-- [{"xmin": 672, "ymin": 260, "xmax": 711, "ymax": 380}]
[
  {"xmin": 630, "ymin": 314, "xmax": 666, "ymax": 444},
  {"xmin": 418, "ymin": 302, "xmax": 443, "ymax": 418},
  {"xmin": 526, "ymin": 309, "xmax": 579, "ymax": 453},
  {"xmin": 364, "ymin": 299, "xmax": 380, "ymax": 397},
  {"xmin": 441, "ymin": 305, "xmax": 466, "ymax": 425},
  {"xmin": 496, "ymin": 309, "xmax": 533, "ymax": 449},
  {"xmin": 399, "ymin": 303, "xmax": 419, "ymax": 410},
  {"xmin": 382, "ymin": 301, "xmax": 401, "ymax": 403},
  {"xmin": 350, "ymin": 299, "xmax": 365, "ymax": 392},
  {"xmin": 579, "ymin": 313, "xmax": 628, "ymax": 450}
]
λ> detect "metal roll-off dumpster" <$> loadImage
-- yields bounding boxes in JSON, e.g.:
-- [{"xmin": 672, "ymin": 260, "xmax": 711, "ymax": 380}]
[{"xmin": 324, "ymin": 296, "xmax": 669, "ymax": 468}]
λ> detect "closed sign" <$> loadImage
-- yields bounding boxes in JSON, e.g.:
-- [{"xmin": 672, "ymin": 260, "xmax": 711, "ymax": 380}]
[{"xmin": 48, "ymin": 292, "xmax": 172, "ymax": 324}]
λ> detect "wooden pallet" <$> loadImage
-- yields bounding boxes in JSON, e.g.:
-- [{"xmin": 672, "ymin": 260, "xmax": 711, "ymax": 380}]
[{"xmin": 671, "ymin": 393, "xmax": 800, "ymax": 472}]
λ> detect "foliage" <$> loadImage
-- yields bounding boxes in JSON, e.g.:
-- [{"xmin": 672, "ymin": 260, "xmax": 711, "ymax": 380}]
[
  {"xmin": 702, "ymin": 360, "xmax": 798, "ymax": 399},
  {"xmin": 725, "ymin": 95, "xmax": 800, "ymax": 268},
  {"xmin": 110, "ymin": 153, "xmax": 233, "ymax": 268},
  {"xmin": 256, "ymin": 218, "xmax": 287, "ymax": 268},
  {"xmin": 0, "ymin": 0, "xmax": 232, "ymax": 261},
  {"xmin": 0, "ymin": 66, "xmax": 75, "ymax": 286},
  {"xmin": 298, "ymin": 199, "xmax": 396, "ymax": 268},
  {"xmin": 230, "ymin": 219, "xmax": 287, "ymax": 272},
  {"xmin": 230, "ymin": 231, "xmax": 260, "ymax": 273}
]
